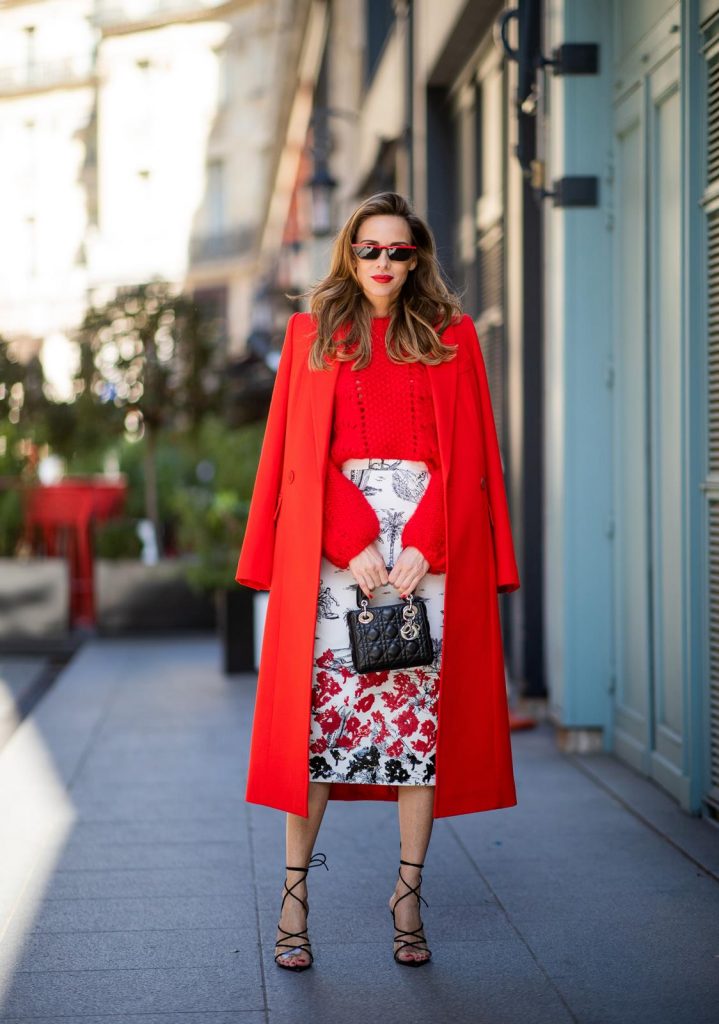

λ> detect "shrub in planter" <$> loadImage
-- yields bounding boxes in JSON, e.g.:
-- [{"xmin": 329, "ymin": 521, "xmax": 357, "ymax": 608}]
[
  {"xmin": 171, "ymin": 416, "xmax": 267, "ymax": 672},
  {"xmin": 0, "ymin": 489, "xmax": 22, "ymax": 557},
  {"xmin": 174, "ymin": 486, "xmax": 255, "ymax": 672}
]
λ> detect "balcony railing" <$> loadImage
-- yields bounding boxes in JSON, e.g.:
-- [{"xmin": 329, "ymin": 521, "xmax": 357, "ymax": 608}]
[
  {"xmin": 0, "ymin": 59, "xmax": 94, "ymax": 95},
  {"xmin": 189, "ymin": 227, "xmax": 256, "ymax": 264},
  {"xmin": 93, "ymin": 0, "xmax": 233, "ymax": 30}
]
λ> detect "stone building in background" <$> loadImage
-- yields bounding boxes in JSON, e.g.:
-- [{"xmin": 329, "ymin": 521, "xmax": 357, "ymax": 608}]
[{"xmin": 0, "ymin": 0, "xmax": 314, "ymax": 394}]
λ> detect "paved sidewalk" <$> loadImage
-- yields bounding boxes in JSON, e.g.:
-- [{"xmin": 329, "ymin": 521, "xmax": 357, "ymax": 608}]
[{"xmin": 0, "ymin": 637, "xmax": 717, "ymax": 1024}]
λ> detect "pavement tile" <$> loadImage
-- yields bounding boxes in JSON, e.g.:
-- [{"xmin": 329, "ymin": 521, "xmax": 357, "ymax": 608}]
[
  {"xmin": 58, "ymin": 819, "xmax": 250, "ymax": 846},
  {"xmin": 0, "ymin": 965, "xmax": 263, "ymax": 1019},
  {"xmin": 1, "ymin": 638, "xmax": 717, "ymax": 1024},
  {"xmin": 44, "ymin": 865, "xmax": 253, "ymax": 901},
  {"xmin": 11, "ymin": 894, "xmax": 257, "ymax": 935},
  {"xmin": 67, "ymin": 790, "xmax": 247, "ymax": 823},
  {"xmin": 0, "ymin": 1017, "xmax": 263, "ymax": 1024},
  {"xmin": 1, "ymin": 927, "xmax": 258, "ymax": 974},
  {"xmin": 54, "ymin": 839, "xmax": 250, "ymax": 872}
]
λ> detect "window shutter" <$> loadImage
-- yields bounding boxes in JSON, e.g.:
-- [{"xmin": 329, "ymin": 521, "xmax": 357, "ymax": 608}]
[{"xmin": 705, "ymin": 49, "xmax": 719, "ymax": 812}]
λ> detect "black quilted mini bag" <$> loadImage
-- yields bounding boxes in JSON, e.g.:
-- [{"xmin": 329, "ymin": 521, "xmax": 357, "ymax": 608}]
[{"xmin": 346, "ymin": 583, "xmax": 434, "ymax": 673}]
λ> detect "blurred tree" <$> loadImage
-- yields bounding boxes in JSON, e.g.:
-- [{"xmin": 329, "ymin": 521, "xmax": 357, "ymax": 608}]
[
  {"xmin": 0, "ymin": 337, "xmax": 47, "ymax": 437},
  {"xmin": 0, "ymin": 338, "xmax": 45, "ymax": 554},
  {"xmin": 0, "ymin": 334, "xmax": 114, "ymax": 470},
  {"xmin": 73, "ymin": 282, "xmax": 226, "ymax": 550}
]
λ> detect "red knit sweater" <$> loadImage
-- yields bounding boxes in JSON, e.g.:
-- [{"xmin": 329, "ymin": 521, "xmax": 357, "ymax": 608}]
[{"xmin": 322, "ymin": 315, "xmax": 446, "ymax": 573}]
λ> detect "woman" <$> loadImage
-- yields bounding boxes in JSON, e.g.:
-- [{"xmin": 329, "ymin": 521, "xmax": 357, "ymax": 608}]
[{"xmin": 235, "ymin": 192, "xmax": 520, "ymax": 971}]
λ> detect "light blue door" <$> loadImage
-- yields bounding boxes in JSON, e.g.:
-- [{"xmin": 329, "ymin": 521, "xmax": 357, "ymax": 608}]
[{"xmin": 611, "ymin": 2, "xmax": 689, "ymax": 804}]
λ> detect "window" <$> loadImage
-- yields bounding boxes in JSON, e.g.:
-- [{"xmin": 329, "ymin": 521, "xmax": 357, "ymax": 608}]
[{"xmin": 207, "ymin": 159, "xmax": 225, "ymax": 234}]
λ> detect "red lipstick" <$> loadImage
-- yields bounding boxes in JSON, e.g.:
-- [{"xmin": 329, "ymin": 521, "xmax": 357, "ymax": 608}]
[{"xmin": 371, "ymin": 275, "xmax": 393, "ymax": 282}]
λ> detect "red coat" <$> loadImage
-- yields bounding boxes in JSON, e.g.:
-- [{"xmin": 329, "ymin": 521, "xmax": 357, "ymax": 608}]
[{"xmin": 235, "ymin": 311, "xmax": 520, "ymax": 818}]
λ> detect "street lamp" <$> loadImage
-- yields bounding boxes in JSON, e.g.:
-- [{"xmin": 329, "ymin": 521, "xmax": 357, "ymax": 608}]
[
  {"xmin": 306, "ymin": 100, "xmax": 338, "ymax": 238},
  {"xmin": 307, "ymin": 161, "xmax": 338, "ymax": 237},
  {"xmin": 304, "ymin": 100, "xmax": 357, "ymax": 237}
]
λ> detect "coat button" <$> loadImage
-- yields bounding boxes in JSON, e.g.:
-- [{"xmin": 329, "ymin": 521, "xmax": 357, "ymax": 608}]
[
  {"xmin": 287, "ymin": 469, "xmax": 295, "ymax": 483},
  {"xmin": 480, "ymin": 476, "xmax": 486, "ymax": 490}
]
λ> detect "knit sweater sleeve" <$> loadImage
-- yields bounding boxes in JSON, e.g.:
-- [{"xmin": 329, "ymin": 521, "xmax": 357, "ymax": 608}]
[
  {"xmin": 400, "ymin": 467, "xmax": 446, "ymax": 573},
  {"xmin": 322, "ymin": 458, "xmax": 381, "ymax": 568}
]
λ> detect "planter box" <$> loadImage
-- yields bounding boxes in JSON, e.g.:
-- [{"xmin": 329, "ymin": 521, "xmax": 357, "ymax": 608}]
[
  {"xmin": 95, "ymin": 559, "xmax": 215, "ymax": 634},
  {"xmin": 216, "ymin": 588, "xmax": 255, "ymax": 674},
  {"xmin": 0, "ymin": 558, "xmax": 69, "ymax": 639}
]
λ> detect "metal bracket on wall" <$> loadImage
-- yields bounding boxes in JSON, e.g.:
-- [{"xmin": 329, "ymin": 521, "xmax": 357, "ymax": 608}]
[
  {"xmin": 529, "ymin": 161, "xmax": 600, "ymax": 208},
  {"xmin": 539, "ymin": 43, "xmax": 599, "ymax": 76},
  {"xmin": 545, "ymin": 176, "xmax": 600, "ymax": 208},
  {"xmin": 496, "ymin": 5, "xmax": 600, "ymax": 204}
]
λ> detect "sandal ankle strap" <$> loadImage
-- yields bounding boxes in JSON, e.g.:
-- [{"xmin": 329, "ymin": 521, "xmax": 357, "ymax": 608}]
[
  {"xmin": 280, "ymin": 852, "xmax": 329, "ymax": 915},
  {"xmin": 284, "ymin": 852, "xmax": 329, "ymax": 873},
  {"xmin": 395, "ymin": 861, "xmax": 429, "ymax": 909}
]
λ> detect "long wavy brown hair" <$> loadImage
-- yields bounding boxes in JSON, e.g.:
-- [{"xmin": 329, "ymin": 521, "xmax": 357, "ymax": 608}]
[{"xmin": 303, "ymin": 192, "xmax": 463, "ymax": 372}]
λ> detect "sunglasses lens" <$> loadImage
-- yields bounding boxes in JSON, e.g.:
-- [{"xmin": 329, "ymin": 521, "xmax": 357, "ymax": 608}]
[
  {"xmin": 353, "ymin": 245, "xmax": 379, "ymax": 259},
  {"xmin": 352, "ymin": 244, "xmax": 415, "ymax": 261}
]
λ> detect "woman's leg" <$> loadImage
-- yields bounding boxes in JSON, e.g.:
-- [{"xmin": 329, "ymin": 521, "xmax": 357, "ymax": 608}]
[
  {"xmin": 275, "ymin": 781, "xmax": 331, "ymax": 967},
  {"xmin": 390, "ymin": 785, "xmax": 435, "ymax": 962}
]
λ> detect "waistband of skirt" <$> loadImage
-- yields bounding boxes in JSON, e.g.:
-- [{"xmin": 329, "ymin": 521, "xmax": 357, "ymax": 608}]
[{"xmin": 340, "ymin": 457, "xmax": 429, "ymax": 473}]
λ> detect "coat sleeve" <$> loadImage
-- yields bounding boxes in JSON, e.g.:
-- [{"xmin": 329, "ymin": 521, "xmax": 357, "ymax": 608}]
[
  {"xmin": 400, "ymin": 466, "xmax": 447, "ymax": 573},
  {"xmin": 234, "ymin": 312, "xmax": 297, "ymax": 590},
  {"xmin": 463, "ymin": 315, "xmax": 520, "ymax": 594},
  {"xmin": 322, "ymin": 458, "xmax": 381, "ymax": 568}
]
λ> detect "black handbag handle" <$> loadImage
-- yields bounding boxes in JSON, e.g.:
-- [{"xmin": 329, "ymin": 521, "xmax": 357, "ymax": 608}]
[{"xmin": 354, "ymin": 584, "xmax": 425, "ymax": 608}]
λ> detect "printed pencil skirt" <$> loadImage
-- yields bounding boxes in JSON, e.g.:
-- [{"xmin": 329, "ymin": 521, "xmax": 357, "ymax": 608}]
[{"xmin": 309, "ymin": 457, "xmax": 445, "ymax": 786}]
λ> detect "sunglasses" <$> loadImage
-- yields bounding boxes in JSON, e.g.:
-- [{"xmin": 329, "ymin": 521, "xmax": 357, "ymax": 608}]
[{"xmin": 351, "ymin": 243, "xmax": 417, "ymax": 262}]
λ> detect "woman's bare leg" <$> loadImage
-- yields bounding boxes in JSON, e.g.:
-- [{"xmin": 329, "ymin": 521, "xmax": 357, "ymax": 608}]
[
  {"xmin": 274, "ymin": 781, "xmax": 331, "ymax": 967},
  {"xmin": 390, "ymin": 785, "xmax": 435, "ymax": 962}
]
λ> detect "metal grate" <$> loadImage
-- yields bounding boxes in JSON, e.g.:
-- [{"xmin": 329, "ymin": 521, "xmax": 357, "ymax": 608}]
[
  {"xmin": 708, "ymin": 58, "xmax": 719, "ymax": 186},
  {"xmin": 709, "ymin": 210, "xmax": 719, "ymax": 473}
]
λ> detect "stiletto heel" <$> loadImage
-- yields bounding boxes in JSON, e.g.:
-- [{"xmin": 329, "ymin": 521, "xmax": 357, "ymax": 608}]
[
  {"xmin": 274, "ymin": 851, "xmax": 329, "ymax": 971},
  {"xmin": 390, "ymin": 857, "xmax": 432, "ymax": 966}
]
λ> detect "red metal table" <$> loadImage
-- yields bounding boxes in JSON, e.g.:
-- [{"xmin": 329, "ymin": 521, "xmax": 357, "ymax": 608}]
[{"xmin": 24, "ymin": 478, "xmax": 127, "ymax": 628}]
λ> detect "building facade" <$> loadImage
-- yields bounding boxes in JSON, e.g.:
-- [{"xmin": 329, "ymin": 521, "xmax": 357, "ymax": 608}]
[
  {"xmin": 257, "ymin": 0, "xmax": 716, "ymax": 821},
  {"xmin": 2, "ymin": 0, "xmax": 715, "ymax": 821}
]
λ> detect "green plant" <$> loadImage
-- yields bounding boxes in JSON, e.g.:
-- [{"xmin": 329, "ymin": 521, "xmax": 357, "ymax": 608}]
[
  {"xmin": 174, "ymin": 487, "xmax": 249, "ymax": 591},
  {"xmin": 172, "ymin": 416, "xmax": 266, "ymax": 591},
  {"xmin": 0, "ymin": 489, "xmax": 22, "ymax": 557},
  {"xmin": 93, "ymin": 519, "xmax": 144, "ymax": 559}
]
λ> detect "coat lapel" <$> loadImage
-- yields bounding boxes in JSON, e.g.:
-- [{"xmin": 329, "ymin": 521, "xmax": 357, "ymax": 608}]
[{"xmin": 308, "ymin": 321, "xmax": 458, "ymax": 481}]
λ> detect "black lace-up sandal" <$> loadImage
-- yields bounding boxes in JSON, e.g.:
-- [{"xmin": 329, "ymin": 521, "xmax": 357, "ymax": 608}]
[
  {"xmin": 274, "ymin": 851, "xmax": 329, "ymax": 971},
  {"xmin": 390, "ymin": 857, "xmax": 432, "ymax": 966}
]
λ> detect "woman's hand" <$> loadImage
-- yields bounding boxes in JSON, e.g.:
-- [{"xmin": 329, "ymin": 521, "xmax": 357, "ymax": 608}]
[
  {"xmin": 388, "ymin": 546, "xmax": 429, "ymax": 597},
  {"xmin": 348, "ymin": 541, "xmax": 390, "ymax": 599}
]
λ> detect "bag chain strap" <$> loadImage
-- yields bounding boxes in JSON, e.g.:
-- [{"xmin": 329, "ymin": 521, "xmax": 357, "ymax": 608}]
[{"xmin": 356, "ymin": 590, "xmax": 420, "ymax": 641}]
